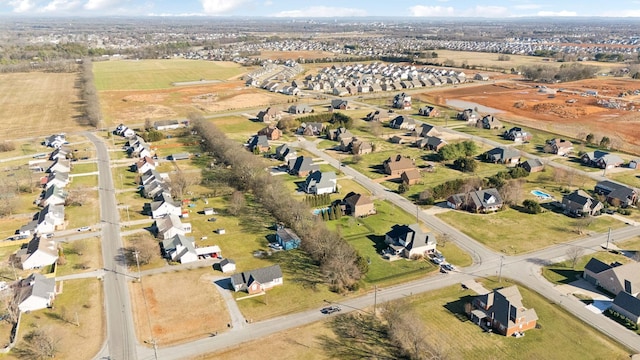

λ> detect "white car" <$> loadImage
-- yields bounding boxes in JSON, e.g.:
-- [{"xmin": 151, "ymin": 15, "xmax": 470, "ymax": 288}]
[{"xmin": 78, "ymin": 226, "xmax": 91, "ymax": 232}]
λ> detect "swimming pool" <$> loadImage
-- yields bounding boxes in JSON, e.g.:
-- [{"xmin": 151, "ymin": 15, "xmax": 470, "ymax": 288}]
[
  {"xmin": 312, "ymin": 207, "xmax": 330, "ymax": 215},
  {"xmin": 531, "ymin": 190, "xmax": 552, "ymax": 200}
]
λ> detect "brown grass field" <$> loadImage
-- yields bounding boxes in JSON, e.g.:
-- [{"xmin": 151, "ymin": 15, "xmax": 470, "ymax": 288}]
[
  {"xmin": 130, "ymin": 268, "xmax": 230, "ymax": 346},
  {"xmin": 0, "ymin": 72, "xmax": 86, "ymax": 140}
]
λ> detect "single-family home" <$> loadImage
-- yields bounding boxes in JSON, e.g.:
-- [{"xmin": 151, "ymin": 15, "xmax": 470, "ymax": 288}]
[
  {"xmin": 288, "ymin": 104, "xmax": 313, "ymax": 114},
  {"xmin": 389, "ymin": 115, "xmax": 416, "ymax": 131},
  {"xmin": 135, "ymin": 156, "xmax": 157, "ymax": 174},
  {"xmin": 35, "ymin": 204, "xmax": 65, "ymax": 234},
  {"xmin": 230, "ymin": 264, "xmax": 283, "ymax": 294},
  {"xmin": 257, "ymin": 125, "xmax": 282, "ymax": 141},
  {"xmin": 594, "ymin": 180, "xmax": 638, "ymax": 207},
  {"xmin": 275, "ymin": 226, "xmax": 301, "ymax": 250},
  {"xmin": 383, "ymin": 155, "xmax": 416, "ymax": 176},
  {"xmin": 610, "ymin": 292, "xmax": 640, "ymax": 324},
  {"xmin": 581, "ymin": 151, "xmax": 624, "ymax": 169},
  {"xmin": 331, "ymin": 99, "xmax": 349, "ymax": 110},
  {"xmin": 288, "ymin": 156, "xmax": 319, "ymax": 177},
  {"xmin": 447, "ymin": 188, "xmax": 503, "ymax": 213},
  {"xmin": 46, "ymin": 158, "xmax": 71, "ymax": 174},
  {"xmin": 39, "ymin": 185, "xmax": 67, "ymax": 207},
  {"xmin": 17, "ymin": 273, "xmax": 56, "ymax": 313},
  {"xmin": 148, "ymin": 193, "xmax": 182, "ymax": 219},
  {"xmin": 474, "ymin": 73, "xmax": 490, "ymax": 81},
  {"xmin": 365, "ymin": 110, "xmax": 389, "ymax": 122},
  {"xmin": 343, "ymin": 192, "xmax": 376, "ymax": 217},
  {"xmin": 417, "ymin": 124, "xmax": 440, "ymax": 138},
  {"xmin": 256, "ymin": 107, "xmax": 281, "ymax": 122},
  {"xmin": 416, "ymin": 136, "xmax": 446, "ymax": 151},
  {"xmin": 504, "ymin": 127, "xmax": 532, "ymax": 142},
  {"xmin": 161, "ymin": 234, "xmax": 198, "ymax": 264},
  {"xmin": 155, "ymin": 214, "xmax": 192, "ymax": 240},
  {"xmin": 543, "ymin": 138, "xmax": 573, "ymax": 156},
  {"xmin": 385, "ymin": 224, "xmax": 437, "ymax": 258},
  {"xmin": 477, "ymin": 115, "xmax": 502, "ymax": 130},
  {"xmin": 274, "ymin": 144, "xmax": 298, "ymax": 163},
  {"xmin": 392, "ymin": 93, "xmax": 412, "ymax": 109},
  {"xmin": 298, "ymin": 122, "xmax": 324, "ymax": 136},
  {"xmin": 350, "ymin": 139, "xmax": 373, "ymax": 155},
  {"xmin": 44, "ymin": 172, "xmax": 69, "ymax": 189},
  {"xmin": 484, "ymin": 147, "xmax": 520, "ymax": 165},
  {"xmin": 457, "ymin": 109, "xmax": 479, "ymax": 122},
  {"xmin": 247, "ymin": 135, "xmax": 270, "ymax": 153},
  {"xmin": 561, "ymin": 190, "xmax": 603, "ymax": 217},
  {"xmin": 583, "ymin": 257, "xmax": 640, "ymax": 295},
  {"xmin": 153, "ymin": 120, "xmax": 181, "ymax": 131},
  {"xmin": 328, "ymin": 127, "xmax": 354, "ymax": 142},
  {"xmin": 213, "ymin": 258, "xmax": 236, "ymax": 273},
  {"xmin": 43, "ymin": 134, "xmax": 66, "ymax": 149},
  {"xmin": 418, "ymin": 106, "xmax": 440, "ymax": 117},
  {"xmin": 49, "ymin": 146, "xmax": 71, "ymax": 161},
  {"xmin": 143, "ymin": 179, "xmax": 171, "ymax": 200},
  {"xmin": 18, "ymin": 236, "xmax": 58, "ymax": 270},
  {"xmin": 520, "ymin": 158, "xmax": 544, "ymax": 173},
  {"xmin": 470, "ymin": 286, "xmax": 538, "ymax": 337},
  {"xmin": 304, "ymin": 171, "xmax": 337, "ymax": 195},
  {"xmin": 140, "ymin": 169, "xmax": 164, "ymax": 186},
  {"xmin": 401, "ymin": 169, "xmax": 422, "ymax": 185}
]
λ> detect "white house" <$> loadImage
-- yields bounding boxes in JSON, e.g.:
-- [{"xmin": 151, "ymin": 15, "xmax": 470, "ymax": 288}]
[
  {"xmin": 17, "ymin": 273, "xmax": 56, "ymax": 312},
  {"xmin": 303, "ymin": 171, "xmax": 337, "ymax": 195},
  {"xmin": 155, "ymin": 214, "xmax": 191, "ymax": 240},
  {"xmin": 39, "ymin": 185, "xmax": 67, "ymax": 207},
  {"xmin": 44, "ymin": 134, "xmax": 66, "ymax": 149},
  {"xmin": 44, "ymin": 172, "xmax": 69, "ymax": 189},
  {"xmin": 19, "ymin": 236, "xmax": 58, "ymax": 270},
  {"xmin": 135, "ymin": 156, "xmax": 158, "ymax": 174},
  {"xmin": 46, "ymin": 158, "xmax": 71, "ymax": 174},
  {"xmin": 161, "ymin": 234, "xmax": 198, "ymax": 264},
  {"xmin": 154, "ymin": 120, "xmax": 181, "ymax": 131},
  {"xmin": 214, "ymin": 258, "xmax": 236, "ymax": 273},
  {"xmin": 35, "ymin": 204, "xmax": 65, "ymax": 234},
  {"xmin": 149, "ymin": 194, "xmax": 181, "ymax": 219}
]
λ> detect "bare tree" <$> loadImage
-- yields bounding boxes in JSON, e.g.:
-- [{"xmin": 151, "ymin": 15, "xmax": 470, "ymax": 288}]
[
  {"xmin": 169, "ymin": 170, "xmax": 201, "ymax": 200},
  {"xmin": 227, "ymin": 191, "xmax": 246, "ymax": 216},
  {"xmin": 566, "ymin": 246, "xmax": 585, "ymax": 269},
  {"xmin": 369, "ymin": 120, "xmax": 382, "ymax": 136},
  {"xmin": 15, "ymin": 328, "xmax": 59, "ymax": 359},
  {"xmin": 66, "ymin": 186, "xmax": 90, "ymax": 206},
  {"xmin": 573, "ymin": 216, "xmax": 594, "ymax": 235},
  {"xmin": 127, "ymin": 233, "xmax": 159, "ymax": 265}
]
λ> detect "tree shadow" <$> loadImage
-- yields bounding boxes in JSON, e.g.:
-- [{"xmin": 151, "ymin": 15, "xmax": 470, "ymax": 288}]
[
  {"xmin": 544, "ymin": 268, "xmax": 581, "ymax": 284},
  {"xmin": 270, "ymin": 250, "xmax": 324, "ymax": 291},
  {"xmin": 318, "ymin": 313, "xmax": 402, "ymax": 360},
  {"xmin": 369, "ymin": 164, "xmax": 386, "ymax": 174}
]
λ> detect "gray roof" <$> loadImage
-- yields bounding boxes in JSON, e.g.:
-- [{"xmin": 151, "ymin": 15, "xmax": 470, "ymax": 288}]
[
  {"xmin": 276, "ymin": 227, "xmax": 299, "ymax": 243},
  {"xmin": 486, "ymin": 147, "xmax": 520, "ymax": 162},
  {"xmin": 304, "ymin": 171, "xmax": 336, "ymax": 192},
  {"xmin": 162, "ymin": 234, "xmax": 195, "ymax": 254},
  {"xmin": 584, "ymin": 257, "xmax": 612, "ymax": 274},
  {"xmin": 288, "ymin": 156, "xmax": 318, "ymax": 174},
  {"xmin": 230, "ymin": 264, "xmax": 282, "ymax": 291},
  {"xmin": 612, "ymin": 291, "xmax": 640, "ymax": 317}
]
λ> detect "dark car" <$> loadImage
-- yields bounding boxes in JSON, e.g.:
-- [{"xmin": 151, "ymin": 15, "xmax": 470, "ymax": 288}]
[
  {"xmin": 321, "ymin": 306, "xmax": 341, "ymax": 314},
  {"xmin": 207, "ymin": 217, "xmax": 217, "ymax": 222},
  {"xmin": 441, "ymin": 263, "xmax": 455, "ymax": 272}
]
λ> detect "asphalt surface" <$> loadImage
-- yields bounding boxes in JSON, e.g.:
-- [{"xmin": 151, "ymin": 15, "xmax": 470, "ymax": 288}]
[{"xmin": 86, "ymin": 132, "xmax": 139, "ymax": 360}]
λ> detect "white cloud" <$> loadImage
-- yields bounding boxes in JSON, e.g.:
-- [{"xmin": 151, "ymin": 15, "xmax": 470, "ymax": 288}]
[
  {"xmin": 537, "ymin": 10, "xmax": 577, "ymax": 16},
  {"xmin": 42, "ymin": 0, "xmax": 81, "ymax": 11},
  {"xmin": 409, "ymin": 5, "xmax": 455, "ymax": 17},
  {"xmin": 8, "ymin": 0, "xmax": 36, "ymax": 13},
  {"xmin": 83, "ymin": 0, "xmax": 122, "ymax": 10},
  {"xmin": 199, "ymin": 0, "xmax": 248, "ymax": 15},
  {"xmin": 513, "ymin": 4, "xmax": 542, "ymax": 10},
  {"xmin": 461, "ymin": 5, "xmax": 509, "ymax": 17},
  {"xmin": 273, "ymin": 6, "xmax": 367, "ymax": 17}
]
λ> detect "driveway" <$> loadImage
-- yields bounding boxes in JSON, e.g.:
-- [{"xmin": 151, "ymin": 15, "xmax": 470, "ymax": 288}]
[{"xmin": 556, "ymin": 278, "xmax": 611, "ymax": 301}]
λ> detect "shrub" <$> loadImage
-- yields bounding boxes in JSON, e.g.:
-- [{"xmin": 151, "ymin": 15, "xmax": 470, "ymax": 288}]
[{"xmin": 0, "ymin": 142, "xmax": 15, "ymax": 152}]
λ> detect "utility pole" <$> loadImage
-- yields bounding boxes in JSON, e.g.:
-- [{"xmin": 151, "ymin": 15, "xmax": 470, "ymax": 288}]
[
  {"xmin": 134, "ymin": 251, "xmax": 141, "ymax": 282},
  {"xmin": 498, "ymin": 256, "xmax": 504, "ymax": 283},
  {"xmin": 606, "ymin": 227, "xmax": 611, "ymax": 249}
]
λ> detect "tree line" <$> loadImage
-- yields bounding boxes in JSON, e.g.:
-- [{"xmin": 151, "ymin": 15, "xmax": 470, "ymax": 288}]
[
  {"xmin": 79, "ymin": 58, "xmax": 101, "ymax": 128},
  {"xmin": 192, "ymin": 116, "xmax": 366, "ymax": 292},
  {"xmin": 518, "ymin": 63, "xmax": 597, "ymax": 83}
]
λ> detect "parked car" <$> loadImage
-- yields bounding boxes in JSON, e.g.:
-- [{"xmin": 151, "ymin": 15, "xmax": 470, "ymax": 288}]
[
  {"xmin": 431, "ymin": 256, "xmax": 444, "ymax": 265},
  {"xmin": 207, "ymin": 217, "xmax": 217, "ymax": 222},
  {"xmin": 78, "ymin": 226, "xmax": 91, "ymax": 232},
  {"xmin": 441, "ymin": 263, "xmax": 455, "ymax": 272},
  {"xmin": 44, "ymin": 233, "xmax": 54, "ymax": 239},
  {"xmin": 321, "ymin": 306, "xmax": 341, "ymax": 314}
]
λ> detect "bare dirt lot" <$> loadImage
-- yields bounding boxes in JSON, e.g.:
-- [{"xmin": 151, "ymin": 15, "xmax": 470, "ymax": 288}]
[
  {"xmin": 422, "ymin": 78, "xmax": 640, "ymax": 153},
  {"xmin": 100, "ymin": 80, "xmax": 289, "ymax": 125},
  {"xmin": 129, "ymin": 268, "xmax": 230, "ymax": 346}
]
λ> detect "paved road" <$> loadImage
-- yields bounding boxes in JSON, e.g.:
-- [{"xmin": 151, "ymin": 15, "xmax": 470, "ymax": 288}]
[{"xmin": 86, "ymin": 132, "xmax": 139, "ymax": 360}]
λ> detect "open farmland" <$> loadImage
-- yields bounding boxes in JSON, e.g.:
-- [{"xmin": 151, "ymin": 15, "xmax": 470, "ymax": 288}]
[
  {"xmin": 0, "ymin": 72, "xmax": 84, "ymax": 140},
  {"xmin": 424, "ymin": 79, "xmax": 640, "ymax": 154}
]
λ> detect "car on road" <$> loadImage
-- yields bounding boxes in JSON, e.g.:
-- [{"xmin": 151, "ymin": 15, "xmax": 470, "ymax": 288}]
[
  {"xmin": 78, "ymin": 226, "xmax": 91, "ymax": 232},
  {"xmin": 44, "ymin": 233, "xmax": 54, "ymax": 238},
  {"xmin": 321, "ymin": 305, "xmax": 341, "ymax": 314},
  {"xmin": 441, "ymin": 263, "xmax": 455, "ymax": 272}
]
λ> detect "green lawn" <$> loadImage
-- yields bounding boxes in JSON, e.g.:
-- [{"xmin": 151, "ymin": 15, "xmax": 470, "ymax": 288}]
[
  {"xmin": 209, "ymin": 116, "xmax": 266, "ymax": 137},
  {"xmin": 56, "ymin": 237, "xmax": 103, "ymax": 276},
  {"xmin": 65, "ymin": 189, "xmax": 100, "ymax": 229},
  {"xmin": 94, "ymin": 59, "xmax": 246, "ymax": 91},
  {"xmin": 609, "ymin": 170, "xmax": 640, "ymax": 188},
  {"xmin": 542, "ymin": 249, "xmax": 632, "ymax": 285},
  {"xmin": 70, "ymin": 162, "xmax": 98, "ymax": 175},
  {"xmin": 69, "ymin": 174, "xmax": 98, "ymax": 188},
  {"xmin": 406, "ymin": 280, "xmax": 630, "ymax": 360},
  {"xmin": 437, "ymin": 207, "xmax": 625, "ymax": 254}
]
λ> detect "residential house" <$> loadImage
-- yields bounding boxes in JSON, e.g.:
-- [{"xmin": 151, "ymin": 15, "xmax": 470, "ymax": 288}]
[
  {"xmin": 18, "ymin": 236, "xmax": 58, "ymax": 270},
  {"xmin": 275, "ymin": 226, "xmax": 301, "ymax": 250},
  {"xmin": 256, "ymin": 107, "xmax": 281, "ymax": 122},
  {"xmin": 594, "ymin": 180, "xmax": 638, "ymax": 207},
  {"xmin": 328, "ymin": 127, "xmax": 354, "ymax": 142},
  {"xmin": 392, "ymin": 93, "xmax": 412, "ymax": 109},
  {"xmin": 43, "ymin": 134, "xmax": 66, "ymax": 148},
  {"xmin": 384, "ymin": 224, "xmax": 437, "ymax": 258},
  {"xmin": 135, "ymin": 156, "xmax": 157, "ymax": 174},
  {"xmin": 474, "ymin": 73, "xmax": 490, "ymax": 81},
  {"xmin": 561, "ymin": 190, "xmax": 603, "ymax": 216},
  {"xmin": 155, "ymin": 214, "xmax": 192, "ymax": 240},
  {"xmin": 39, "ymin": 185, "xmax": 67, "ymax": 207},
  {"xmin": 274, "ymin": 144, "xmax": 297, "ymax": 163},
  {"xmin": 140, "ymin": 169, "xmax": 164, "ymax": 186},
  {"xmin": 154, "ymin": 120, "xmax": 181, "ymax": 131},
  {"xmin": 504, "ymin": 127, "xmax": 532, "ymax": 142},
  {"xmin": 161, "ymin": 234, "xmax": 198, "ymax": 264},
  {"xmin": 34, "ymin": 204, "xmax": 65, "ymax": 234},
  {"xmin": 44, "ymin": 172, "xmax": 69, "ymax": 189},
  {"xmin": 148, "ymin": 193, "xmax": 182, "ymax": 219},
  {"xmin": 46, "ymin": 158, "xmax": 71, "ymax": 174},
  {"xmin": 389, "ymin": 136, "xmax": 406, "ymax": 145},
  {"xmin": 343, "ymin": 192, "xmax": 376, "ymax": 217},
  {"xmin": 477, "ymin": 115, "xmax": 502, "ymax": 129},
  {"xmin": 389, "ymin": 115, "xmax": 416, "ymax": 131},
  {"xmin": 114, "ymin": 124, "xmax": 135, "ymax": 138},
  {"xmin": 350, "ymin": 139, "xmax": 373, "ymax": 155},
  {"xmin": 230, "ymin": 265, "xmax": 283, "ymax": 294},
  {"xmin": 257, "ymin": 125, "xmax": 282, "ymax": 140},
  {"xmin": 247, "ymin": 135, "xmax": 270, "ymax": 153},
  {"xmin": 288, "ymin": 156, "xmax": 319, "ymax": 177},
  {"xmin": 610, "ymin": 292, "xmax": 640, "ymax": 324},
  {"xmin": 143, "ymin": 179, "xmax": 171, "ymax": 200},
  {"xmin": 543, "ymin": 139, "xmax": 573, "ymax": 156},
  {"xmin": 457, "ymin": 109, "xmax": 479, "ymax": 122},
  {"xmin": 416, "ymin": 136, "xmax": 446, "ymax": 151},
  {"xmin": 383, "ymin": 155, "xmax": 416, "ymax": 176},
  {"xmin": 470, "ymin": 286, "xmax": 538, "ymax": 336},
  {"xmin": 447, "ymin": 188, "xmax": 503, "ymax": 213},
  {"xmin": 520, "ymin": 159, "xmax": 544, "ymax": 173},
  {"xmin": 17, "ymin": 274, "xmax": 56, "ymax": 312},
  {"xmin": 288, "ymin": 104, "xmax": 313, "ymax": 114},
  {"xmin": 365, "ymin": 110, "xmax": 389, "ymax": 122},
  {"xmin": 581, "ymin": 151, "xmax": 624, "ymax": 169},
  {"xmin": 484, "ymin": 147, "xmax": 520, "ymax": 165},
  {"xmin": 304, "ymin": 171, "xmax": 337, "ymax": 195},
  {"xmin": 213, "ymin": 258, "xmax": 236, "ymax": 273},
  {"xmin": 298, "ymin": 122, "xmax": 324, "ymax": 136},
  {"xmin": 583, "ymin": 258, "xmax": 640, "ymax": 295},
  {"xmin": 332, "ymin": 87, "xmax": 349, "ymax": 97},
  {"xmin": 331, "ymin": 99, "xmax": 349, "ymax": 110},
  {"xmin": 418, "ymin": 106, "xmax": 440, "ymax": 117},
  {"xmin": 417, "ymin": 123, "xmax": 440, "ymax": 138},
  {"xmin": 401, "ymin": 169, "xmax": 422, "ymax": 185},
  {"xmin": 49, "ymin": 146, "xmax": 71, "ymax": 161}
]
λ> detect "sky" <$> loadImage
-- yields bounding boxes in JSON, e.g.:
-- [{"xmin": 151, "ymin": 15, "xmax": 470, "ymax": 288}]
[{"xmin": 1, "ymin": 0, "xmax": 640, "ymax": 17}]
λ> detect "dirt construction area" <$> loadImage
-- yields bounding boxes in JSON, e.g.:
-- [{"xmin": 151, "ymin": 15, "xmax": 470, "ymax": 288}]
[{"xmin": 423, "ymin": 78, "xmax": 640, "ymax": 153}]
